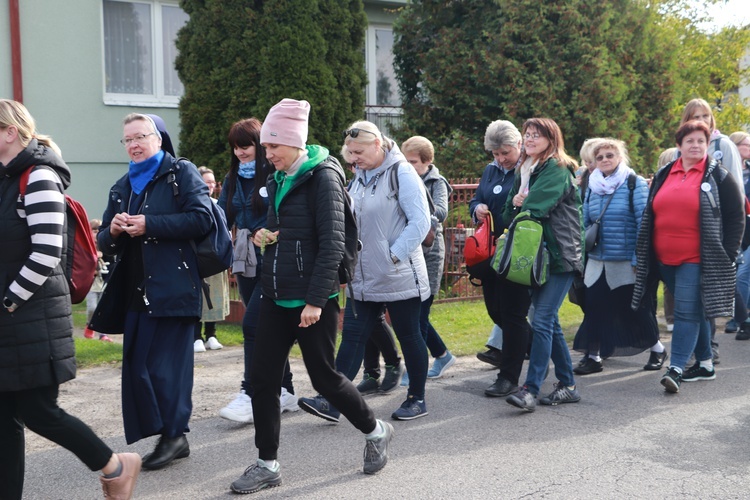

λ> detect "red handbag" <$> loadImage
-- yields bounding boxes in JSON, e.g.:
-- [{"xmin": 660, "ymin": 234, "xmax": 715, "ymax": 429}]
[{"xmin": 464, "ymin": 214, "xmax": 496, "ymax": 283}]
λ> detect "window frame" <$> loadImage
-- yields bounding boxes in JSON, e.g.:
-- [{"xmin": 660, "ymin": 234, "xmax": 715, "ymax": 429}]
[
  {"xmin": 365, "ymin": 23, "xmax": 401, "ymax": 107},
  {"xmin": 101, "ymin": 0, "xmax": 187, "ymax": 108}
]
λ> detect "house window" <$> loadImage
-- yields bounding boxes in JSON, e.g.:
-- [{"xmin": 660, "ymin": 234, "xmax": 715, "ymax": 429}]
[
  {"xmin": 102, "ymin": 0, "xmax": 188, "ymax": 107},
  {"xmin": 366, "ymin": 26, "xmax": 401, "ymax": 107}
]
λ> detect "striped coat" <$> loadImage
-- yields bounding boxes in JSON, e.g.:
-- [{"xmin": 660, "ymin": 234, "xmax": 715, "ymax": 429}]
[{"xmin": 632, "ymin": 159, "xmax": 744, "ymax": 318}]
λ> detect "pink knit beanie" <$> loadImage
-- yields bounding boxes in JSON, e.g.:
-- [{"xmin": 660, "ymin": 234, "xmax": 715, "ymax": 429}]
[{"xmin": 260, "ymin": 98, "xmax": 310, "ymax": 149}]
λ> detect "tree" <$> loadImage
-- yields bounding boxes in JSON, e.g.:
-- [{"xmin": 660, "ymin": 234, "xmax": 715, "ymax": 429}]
[
  {"xmin": 176, "ymin": 0, "xmax": 367, "ymax": 178},
  {"xmin": 393, "ymin": 0, "xmax": 748, "ymax": 177}
]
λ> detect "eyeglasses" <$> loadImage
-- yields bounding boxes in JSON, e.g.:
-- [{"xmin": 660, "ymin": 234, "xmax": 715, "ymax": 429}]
[
  {"xmin": 595, "ymin": 153, "xmax": 617, "ymax": 162},
  {"xmin": 120, "ymin": 133, "xmax": 155, "ymax": 147},
  {"xmin": 343, "ymin": 128, "xmax": 378, "ymax": 139},
  {"xmin": 524, "ymin": 133, "xmax": 542, "ymax": 140},
  {"xmin": 738, "ymin": 141, "xmax": 750, "ymax": 148}
]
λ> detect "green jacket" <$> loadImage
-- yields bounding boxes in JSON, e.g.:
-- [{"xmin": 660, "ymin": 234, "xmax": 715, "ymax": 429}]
[{"xmin": 502, "ymin": 157, "xmax": 584, "ymax": 274}]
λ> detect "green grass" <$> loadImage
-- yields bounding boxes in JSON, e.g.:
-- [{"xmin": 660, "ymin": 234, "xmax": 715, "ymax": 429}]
[{"xmin": 72, "ymin": 296, "xmax": 594, "ymax": 368}]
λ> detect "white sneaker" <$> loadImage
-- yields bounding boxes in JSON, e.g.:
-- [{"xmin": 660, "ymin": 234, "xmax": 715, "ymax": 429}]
[
  {"xmin": 666, "ymin": 324, "xmax": 674, "ymax": 332},
  {"xmin": 280, "ymin": 388, "xmax": 300, "ymax": 413},
  {"xmin": 219, "ymin": 390, "xmax": 254, "ymax": 423},
  {"xmin": 194, "ymin": 339, "xmax": 206, "ymax": 353},
  {"xmin": 205, "ymin": 337, "xmax": 223, "ymax": 350}
]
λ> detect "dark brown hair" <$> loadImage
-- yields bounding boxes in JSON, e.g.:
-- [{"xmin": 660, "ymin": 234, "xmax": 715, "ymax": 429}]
[
  {"xmin": 520, "ymin": 117, "xmax": 577, "ymax": 168},
  {"xmin": 225, "ymin": 118, "xmax": 272, "ymax": 221},
  {"xmin": 675, "ymin": 120, "xmax": 710, "ymax": 146}
]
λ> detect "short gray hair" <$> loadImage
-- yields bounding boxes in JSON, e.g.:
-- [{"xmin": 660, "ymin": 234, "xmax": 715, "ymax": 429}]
[{"xmin": 484, "ymin": 120, "xmax": 521, "ymax": 151}]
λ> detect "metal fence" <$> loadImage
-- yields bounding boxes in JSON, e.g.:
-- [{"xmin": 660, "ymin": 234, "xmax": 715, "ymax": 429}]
[{"xmin": 225, "ymin": 179, "xmax": 482, "ymax": 321}]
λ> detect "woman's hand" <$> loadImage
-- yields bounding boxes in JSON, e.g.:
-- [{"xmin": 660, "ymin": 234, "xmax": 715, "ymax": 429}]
[
  {"xmin": 475, "ymin": 204, "xmax": 489, "ymax": 221},
  {"xmin": 121, "ymin": 214, "xmax": 146, "ymax": 237},
  {"xmin": 109, "ymin": 212, "xmax": 130, "ymax": 237},
  {"xmin": 299, "ymin": 304, "xmax": 322, "ymax": 328},
  {"xmin": 252, "ymin": 229, "xmax": 278, "ymax": 247},
  {"xmin": 512, "ymin": 193, "xmax": 527, "ymax": 207}
]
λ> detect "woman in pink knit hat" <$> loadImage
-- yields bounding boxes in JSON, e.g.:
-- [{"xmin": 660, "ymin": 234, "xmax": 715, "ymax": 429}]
[{"xmin": 229, "ymin": 99, "xmax": 393, "ymax": 495}]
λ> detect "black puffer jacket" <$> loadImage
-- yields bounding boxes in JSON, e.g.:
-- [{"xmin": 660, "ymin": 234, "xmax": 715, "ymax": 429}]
[
  {"xmin": 0, "ymin": 141, "xmax": 75, "ymax": 392},
  {"xmin": 261, "ymin": 156, "xmax": 346, "ymax": 308}
]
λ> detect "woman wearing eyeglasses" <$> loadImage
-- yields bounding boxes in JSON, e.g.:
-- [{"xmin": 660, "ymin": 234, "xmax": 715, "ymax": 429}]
[
  {"xmin": 504, "ymin": 118, "xmax": 584, "ymax": 412},
  {"xmin": 298, "ymin": 120, "xmax": 432, "ymax": 421},
  {"xmin": 90, "ymin": 113, "xmax": 214, "ymax": 470},
  {"xmin": 572, "ymin": 138, "xmax": 665, "ymax": 376},
  {"xmin": 632, "ymin": 120, "xmax": 743, "ymax": 393},
  {"xmin": 216, "ymin": 118, "xmax": 299, "ymax": 425}
]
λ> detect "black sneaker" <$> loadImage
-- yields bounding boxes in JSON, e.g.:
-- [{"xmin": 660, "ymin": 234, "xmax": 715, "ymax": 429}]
[
  {"xmin": 643, "ymin": 350, "xmax": 668, "ymax": 371},
  {"xmin": 682, "ymin": 362, "xmax": 716, "ymax": 382},
  {"xmin": 573, "ymin": 357, "xmax": 603, "ymax": 375},
  {"xmin": 356, "ymin": 375, "xmax": 380, "ymax": 395},
  {"xmin": 476, "ymin": 348, "xmax": 502, "ymax": 367},
  {"xmin": 539, "ymin": 382, "xmax": 581, "ymax": 405},
  {"xmin": 484, "ymin": 375, "xmax": 518, "ymax": 397},
  {"xmin": 379, "ymin": 363, "xmax": 404, "ymax": 394},
  {"xmin": 230, "ymin": 462, "xmax": 281, "ymax": 494},
  {"xmin": 363, "ymin": 420, "xmax": 394, "ymax": 474},
  {"xmin": 298, "ymin": 395, "xmax": 340, "ymax": 423},
  {"xmin": 736, "ymin": 322, "xmax": 750, "ymax": 341},
  {"xmin": 660, "ymin": 367, "xmax": 682, "ymax": 393}
]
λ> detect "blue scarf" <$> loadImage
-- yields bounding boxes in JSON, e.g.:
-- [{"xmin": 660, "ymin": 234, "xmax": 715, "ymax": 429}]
[
  {"xmin": 238, "ymin": 160, "xmax": 256, "ymax": 179},
  {"xmin": 129, "ymin": 150, "xmax": 164, "ymax": 195}
]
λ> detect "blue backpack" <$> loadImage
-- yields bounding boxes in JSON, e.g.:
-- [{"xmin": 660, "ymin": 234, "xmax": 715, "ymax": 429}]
[{"xmin": 171, "ymin": 159, "xmax": 233, "ymax": 307}]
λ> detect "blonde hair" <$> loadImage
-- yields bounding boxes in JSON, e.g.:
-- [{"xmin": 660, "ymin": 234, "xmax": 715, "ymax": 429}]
[
  {"xmin": 0, "ymin": 99, "xmax": 61, "ymax": 155},
  {"xmin": 340, "ymin": 144, "xmax": 355, "ymax": 166},
  {"xmin": 592, "ymin": 138, "xmax": 630, "ymax": 167},
  {"xmin": 89, "ymin": 218, "xmax": 102, "ymax": 230},
  {"xmin": 729, "ymin": 131, "xmax": 750, "ymax": 147},
  {"xmin": 198, "ymin": 166, "xmax": 214, "ymax": 176},
  {"xmin": 343, "ymin": 121, "xmax": 382, "ymax": 147},
  {"xmin": 579, "ymin": 138, "xmax": 604, "ymax": 168},
  {"xmin": 401, "ymin": 136, "xmax": 435, "ymax": 163},
  {"xmin": 657, "ymin": 147, "xmax": 677, "ymax": 168},
  {"xmin": 680, "ymin": 98, "xmax": 716, "ymax": 132}
]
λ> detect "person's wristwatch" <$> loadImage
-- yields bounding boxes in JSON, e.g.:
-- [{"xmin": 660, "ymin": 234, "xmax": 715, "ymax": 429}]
[
  {"xmin": 3, "ymin": 297, "xmax": 16, "ymax": 312},
  {"xmin": 390, "ymin": 253, "xmax": 399, "ymax": 264}
]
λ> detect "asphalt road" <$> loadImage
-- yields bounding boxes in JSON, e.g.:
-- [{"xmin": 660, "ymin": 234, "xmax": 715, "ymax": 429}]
[{"xmin": 22, "ymin": 332, "xmax": 750, "ymax": 499}]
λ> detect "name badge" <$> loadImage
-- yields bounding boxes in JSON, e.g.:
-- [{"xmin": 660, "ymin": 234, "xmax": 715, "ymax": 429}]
[
  {"xmin": 701, "ymin": 182, "xmax": 711, "ymax": 192},
  {"xmin": 713, "ymin": 150, "xmax": 723, "ymax": 160},
  {"xmin": 259, "ymin": 187, "xmax": 268, "ymax": 198},
  {"xmin": 493, "ymin": 185, "xmax": 503, "ymax": 194}
]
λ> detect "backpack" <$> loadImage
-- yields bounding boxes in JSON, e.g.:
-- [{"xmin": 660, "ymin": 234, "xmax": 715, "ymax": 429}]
[
  {"xmin": 169, "ymin": 159, "xmax": 233, "ymax": 308},
  {"xmin": 490, "ymin": 210, "xmax": 550, "ymax": 288},
  {"xmin": 388, "ymin": 164, "xmax": 439, "ymax": 248},
  {"xmin": 307, "ymin": 162, "xmax": 360, "ymax": 287},
  {"xmin": 19, "ymin": 166, "xmax": 98, "ymax": 304}
]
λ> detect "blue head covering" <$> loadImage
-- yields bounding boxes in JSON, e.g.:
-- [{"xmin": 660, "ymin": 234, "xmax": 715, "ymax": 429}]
[{"xmin": 146, "ymin": 114, "xmax": 175, "ymax": 157}]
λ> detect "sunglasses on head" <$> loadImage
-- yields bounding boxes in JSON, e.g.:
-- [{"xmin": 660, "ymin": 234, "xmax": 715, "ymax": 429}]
[{"xmin": 343, "ymin": 128, "xmax": 378, "ymax": 139}]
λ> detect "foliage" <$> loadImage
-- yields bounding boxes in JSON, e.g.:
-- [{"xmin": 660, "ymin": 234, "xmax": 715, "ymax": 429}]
[
  {"xmin": 393, "ymin": 0, "xmax": 750, "ymax": 178},
  {"xmin": 176, "ymin": 0, "xmax": 367, "ymax": 179}
]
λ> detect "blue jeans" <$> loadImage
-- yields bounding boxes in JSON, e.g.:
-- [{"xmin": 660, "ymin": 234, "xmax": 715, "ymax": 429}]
[
  {"xmin": 658, "ymin": 263, "xmax": 712, "ymax": 369},
  {"xmin": 736, "ymin": 246, "xmax": 750, "ymax": 308},
  {"xmin": 337, "ymin": 297, "xmax": 428, "ymax": 400},
  {"xmin": 486, "ymin": 324, "xmax": 503, "ymax": 350},
  {"xmin": 420, "ymin": 295, "xmax": 448, "ymax": 358},
  {"xmin": 524, "ymin": 272, "xmax": 576, "ymax": 396}
]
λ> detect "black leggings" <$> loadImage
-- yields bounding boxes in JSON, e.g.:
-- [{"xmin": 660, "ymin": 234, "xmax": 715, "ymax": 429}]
[{"xmin": 0, "ymin": 385, "xmax": 113, "ymax": 500}]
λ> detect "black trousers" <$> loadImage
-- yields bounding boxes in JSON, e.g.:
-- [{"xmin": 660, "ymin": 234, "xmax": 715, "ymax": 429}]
[
  {"xmin": 0, "ymin": 385, "xmax": 113, "ymax": 500},
  {"xmin": 362, "ymin": 309, "xmax": 401, "ymax": 379},
  {"xmin": 251, "ymin": 297, "xmax": 376, "ymax": 460},
  {"xmin": 482, "ymin": 275, "xmax": 532, "ymax": 385}
]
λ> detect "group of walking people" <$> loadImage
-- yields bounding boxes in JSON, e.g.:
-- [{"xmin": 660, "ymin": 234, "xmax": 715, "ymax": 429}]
[{"xmin": 2, "ymin": 93, "xmax": 748, "ymax": 499}]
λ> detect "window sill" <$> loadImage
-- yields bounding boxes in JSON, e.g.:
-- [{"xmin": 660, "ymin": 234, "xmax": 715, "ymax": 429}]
[{"xmin": 103, "ymin": 95, "xmax": 180, "ymax": 108}]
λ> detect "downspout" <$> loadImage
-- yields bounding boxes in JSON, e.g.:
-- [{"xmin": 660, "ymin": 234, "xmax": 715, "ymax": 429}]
[{"xmin": 9, "ymin": 0, "xmax": 23, "ymax": 102}]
